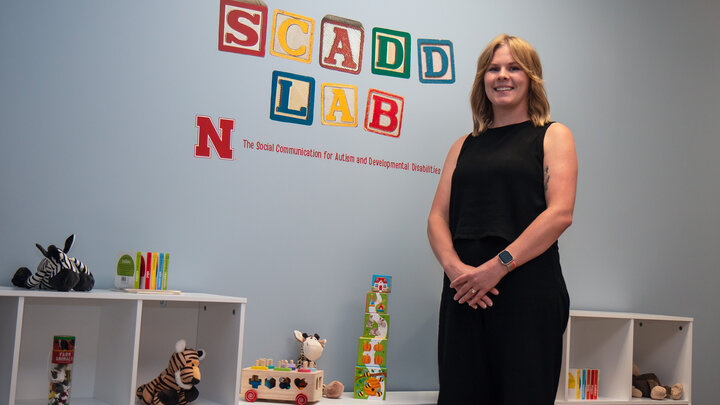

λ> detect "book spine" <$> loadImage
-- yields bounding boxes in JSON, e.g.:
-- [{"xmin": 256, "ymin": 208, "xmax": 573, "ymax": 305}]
[
  {"xmin": 156, "ymin": 253, "xmax": 164, "ymax": 290},
  {"xmin": 162, "ymin": 253, "xmax": 169, "ymax": 290},
  {"xmin": 134, "ymin": 251, "xmax": 142, "ymax": 289},
  {"xmin": 150, "ymin": 252, "xmax": 158, "ymax": 289},
  {"xmin": 145, "ymin": 252, "xmax": 152, "ymax": 289}
]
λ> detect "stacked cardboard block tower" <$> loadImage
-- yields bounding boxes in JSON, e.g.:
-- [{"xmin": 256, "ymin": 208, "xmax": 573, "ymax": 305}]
[{"xmin": 354, "ymin": 274, "xmax": 392, "ymax": 400}]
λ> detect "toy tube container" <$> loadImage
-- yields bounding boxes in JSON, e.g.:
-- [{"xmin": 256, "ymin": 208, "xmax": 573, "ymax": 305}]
[{"xmin": 49, "ymin": 335, "xmax": 75, "ymax": 405}]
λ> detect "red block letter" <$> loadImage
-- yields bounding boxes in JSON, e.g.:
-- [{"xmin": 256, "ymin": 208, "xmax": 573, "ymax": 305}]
[{"xmin": 195, "ymin": 116, "xmax": 234, "ymax": 160}]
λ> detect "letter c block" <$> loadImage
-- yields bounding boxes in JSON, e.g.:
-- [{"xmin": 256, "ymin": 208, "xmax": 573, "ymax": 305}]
[
  {"xmin": 364, "ymin": 89, "xmax": 404, "ymax": 138},
  {"xmin": 371, "ymin": 27, "xmax": 411, "ymax": 79},
  {"xmin": 218, "ymin": 0, "xmax": 268, "ymax": 57},
  {"xmin": 270, "ymin": 71, "xmax": 315, "ymax": 126},
  {"xmin": 417, "ymin": 39, "xmax": 455, "ymax": 84},
  {"xmin": 270, "ymin": 10, "xmax": 315, "ymax": 63}
]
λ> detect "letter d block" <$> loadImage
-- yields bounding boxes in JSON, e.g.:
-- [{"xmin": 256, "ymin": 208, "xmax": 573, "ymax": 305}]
[
  {"xmin": 218, "ymin": 0, "xmax": 268, "ymax": 57},
  {"xmin": 319, "ymin": 15, "xmax": 364, "ymax": 74},
  {"xmin": 371, "ymin": 27, "xmax": 411, "ymax": 79},
  {"xmin": 270, "ymin": 71, "xmax": 315, "ymax": 125},
  {"xmin": 321, "ymin": 83, "xmax": 357, "ymax": 127},
  {"xmin": 417, "ymin": 39, "xmax": 455, "ymax": 84},
  {"xmin": 270, "ymin": 10, "xmax": 314, "ymax": 63},
  {"xmin": 364, "ymin": 89, "xmax": 404, "ymax": 138}
]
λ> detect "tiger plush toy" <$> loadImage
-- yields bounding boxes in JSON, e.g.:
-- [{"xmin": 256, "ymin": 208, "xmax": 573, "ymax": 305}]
[{"xmin": 136, "ymin": 340, "xmax": 206, "ymax": 405}]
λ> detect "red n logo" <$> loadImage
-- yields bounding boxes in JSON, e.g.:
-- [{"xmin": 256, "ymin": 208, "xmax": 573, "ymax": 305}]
[{"xmin": 195, "ymin": 116, "xmax": 234, "ymax": 160}]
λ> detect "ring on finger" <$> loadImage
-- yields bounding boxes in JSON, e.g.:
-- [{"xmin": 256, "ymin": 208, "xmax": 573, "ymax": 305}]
[{"xmin": 470, "ymin": 288, "xmax": 477, "ymax": 294}]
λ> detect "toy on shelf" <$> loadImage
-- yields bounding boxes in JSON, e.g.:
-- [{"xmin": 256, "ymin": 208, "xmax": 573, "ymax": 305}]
[
  {"xmin": 241, "ymin": 356, "xmax": 324, "ymax": 405},
  {"xmin": 322, "ymin": 380, "xmax": 344, "ymax": 399},
  {"xmin": 48, "ymin": 335, "xmax": 75, "ymax": 405},
  {"xmin": 12, "ymin": 234, "xmax": 94, "ymax": 291},
  {"xmin": 632, "ymin": 363, "xmax": 684, "ymax": 400},
  {"xmin": 354, "ymin": 274, "xmax": 391, "ymax": 400},
  {"xmin": 294, "ymin": 330, "xmax": 326, "ymax": 369},
  {"xmin": 136, "ymin": 339, "xmax": 205, "ymax": 405}
]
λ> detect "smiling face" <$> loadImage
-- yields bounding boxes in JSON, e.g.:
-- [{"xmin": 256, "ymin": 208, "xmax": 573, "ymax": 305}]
[{"xmin": 483, "ymin": 44, "xmax": 530, "ymax": 118}]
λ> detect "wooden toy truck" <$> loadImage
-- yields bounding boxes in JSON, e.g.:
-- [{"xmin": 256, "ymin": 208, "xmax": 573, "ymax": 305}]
[{"xmin": 241, "ymin": 360, "xmax": 323, "ymax": 405}]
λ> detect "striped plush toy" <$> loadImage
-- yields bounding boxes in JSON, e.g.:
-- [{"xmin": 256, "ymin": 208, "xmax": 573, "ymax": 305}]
[
  {"xmin": 11, "ymin": 234, "xmax": 94, "ymax": 291},
  {"xmin": 136, "ymin": 340, "xmax": 206, "ymax": 405}
]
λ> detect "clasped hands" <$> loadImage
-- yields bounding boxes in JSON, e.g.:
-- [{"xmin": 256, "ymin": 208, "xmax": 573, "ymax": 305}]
[{"xmin": 449, "ymin": 261, "xmax": 504, "ymax": 310}]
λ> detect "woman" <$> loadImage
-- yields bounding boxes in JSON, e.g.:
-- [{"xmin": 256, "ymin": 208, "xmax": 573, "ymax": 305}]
[{"xmin": 427, "ymin": 34, "xmax": 577, "ymax": 404}]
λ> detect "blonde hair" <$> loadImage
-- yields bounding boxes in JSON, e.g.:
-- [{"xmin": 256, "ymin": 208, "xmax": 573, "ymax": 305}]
[{"xmin": 470, "ymin": 34, "xmax": 550, "ymax": 135}]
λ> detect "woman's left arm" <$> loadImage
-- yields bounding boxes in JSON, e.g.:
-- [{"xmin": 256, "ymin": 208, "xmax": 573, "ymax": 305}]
[{"xmin": 452, "ymin": 123, "xmax": 578, "ymax": 306}]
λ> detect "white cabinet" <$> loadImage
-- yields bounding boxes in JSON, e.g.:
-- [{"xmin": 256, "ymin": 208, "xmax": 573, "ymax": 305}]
[
  {"xmin": 0, "ymin": 287, "xmax": 246, "ymax": 405},
  {"xmin": 556, "ymin": 310, "xmax": 692, "ymax": 404}
]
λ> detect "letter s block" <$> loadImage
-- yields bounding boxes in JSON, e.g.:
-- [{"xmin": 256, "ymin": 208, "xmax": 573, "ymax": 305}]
[
  {"xmin": 371, "ymin": 27, "xmax": 411, "ymax": 79},
  {"xmin": 417, "ymin": 39, "xmax": 455, "ymax": 84},
  {"xmin": 319, "ymin": 15, "xmax": 364, "ymax": 74},
  {"xmin": 218, "ymin": 0, "xmax": 268, "ymax": 57},
  {"xmin": 270, "ymin": 71, "xmax": 315, "ymax": 126},
  {"xmin": 270, "ymin": 9, "xmax": 315, "ymax": 63},
  {"xmin": 364, "ymin": 89, "xmax": 404, "ymax": 138}
]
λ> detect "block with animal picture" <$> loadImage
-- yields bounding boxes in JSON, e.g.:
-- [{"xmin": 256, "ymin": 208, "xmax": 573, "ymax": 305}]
[
  {"xmin": 363, "ymin": 313, "xmax": 389, "ymax": 339},
  {"xmin": 354, "ymin": 366, "xmax": 387, "ymax": 400},
  {"xmin": 357, "ymin": 337, "xmax": 387, "ymax": 367}
]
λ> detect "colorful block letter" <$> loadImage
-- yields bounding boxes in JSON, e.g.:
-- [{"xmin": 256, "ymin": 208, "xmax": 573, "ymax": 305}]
[
  {"xmin": 365, "ymin": 292, "xmax": 389, "ymax": 314},
  {"xmin": 319, "ymin": 15, "xmax": 364, "ymax": 74},
  {"xmin": 354, "ymin": 366, "xmax": 387, "ymax": 400},
  {"xmin": 363, "ymin": 313, "xmax": 389, "ymax": 339},
  {"xmin": 218, "ymin": 0, "xmax": 268, "ymax": 57},
  {"xmin": 195, "ymin": 115, "xmax": 234, "ymax": 159},
  {"xmin": 321, "ymin": 83, "xmax": 357, "ymax": 127},
  {"xmin": 270, "ymin": 71, "xmax": 315, "ymax": 125},
  {"xmin": 371, "ymin": 27, "xmax": 411, "ymax": 79},
  {"xmin": 270, "ymin": 10, "xmax": 314, "ymax": 63},
  {"xmin": 417, "ymin": 39, "xmax": 455, "ymax": 84},
  {"xmin": 357, "ymin": 337, "xmax": 387, "ymax": 367},
  {"xmin": 364, "ymin": 89, "xmax": 404, "ymax": 138},
  {"xmin": 371, "ymin": 274, "xmax": 392, "ymax": 293}
]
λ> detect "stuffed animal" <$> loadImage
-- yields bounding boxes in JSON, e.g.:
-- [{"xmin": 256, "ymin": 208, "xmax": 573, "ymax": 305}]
[
  {"xmin": 136, "ymin": 340, "xmax": 206, "ymax": 405},
  {"xmin": 12, "ymin": 234, "xmax": 94, "ymax": 291},
  {"xmin": 323, "ymin": 380, "xmax": 344, "ymax": 399},
  {"xmin": 632, "ymin": 363, "xmax": 683, "ymax": 400},
  {"xmin": 293, "ymin": 330, "xmax": 326, "ymax": 369}
]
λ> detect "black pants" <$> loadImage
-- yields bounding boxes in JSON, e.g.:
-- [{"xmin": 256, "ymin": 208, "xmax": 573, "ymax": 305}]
[{"xmin": 437, "ymin": 237, "xmax": 569, "ymax": 405}]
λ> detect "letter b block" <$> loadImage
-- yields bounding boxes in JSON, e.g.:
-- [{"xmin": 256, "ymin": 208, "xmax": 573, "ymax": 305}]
[
  {"xmin": 417, "ymin": 39, "xmax": 455, "ymax": 84},
  {"xmin": 270, "ymin": 71, "xmax": 315, "ymax": 125},
  {"xmin": 218, "ymin": 0, "xmax": 268, "ymax": 57},
  {"xmin": 371, "ymin": 28, "xmax": 411, "ymax": 79},
  {"xmin": 364, "ymin": 89, "xmax": 404, "ymax": 138}
]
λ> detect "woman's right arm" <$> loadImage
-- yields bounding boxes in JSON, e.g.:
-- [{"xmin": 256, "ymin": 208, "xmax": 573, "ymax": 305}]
[
  {"xmin": 427, "ymin": 135, "xmax": 468, "ymax": 281},
  {"xmin": 427, "ymin": 135, "xmax": 499, "ymax": 309}
]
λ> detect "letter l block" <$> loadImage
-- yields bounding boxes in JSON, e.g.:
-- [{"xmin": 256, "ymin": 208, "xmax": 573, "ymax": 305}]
[{"xmin": 270, "ymin": 70, "xmax": 315, "ymax": 125}]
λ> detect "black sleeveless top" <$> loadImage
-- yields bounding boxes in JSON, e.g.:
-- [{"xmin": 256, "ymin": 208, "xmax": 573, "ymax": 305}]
[{"xmin": 449, "ymin": 120, "xmax": 552, "ymax": 242}]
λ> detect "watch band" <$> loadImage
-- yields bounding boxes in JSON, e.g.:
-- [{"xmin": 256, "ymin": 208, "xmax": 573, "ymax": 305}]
[{"xmin": 498, "ymin": 250, "xmax": 516, "ymax": 272}]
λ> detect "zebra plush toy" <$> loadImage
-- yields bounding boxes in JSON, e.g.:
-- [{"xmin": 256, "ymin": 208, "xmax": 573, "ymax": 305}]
[{"xmin": 11, "ymin": 234, "xmax": 94, "ymax": 291}]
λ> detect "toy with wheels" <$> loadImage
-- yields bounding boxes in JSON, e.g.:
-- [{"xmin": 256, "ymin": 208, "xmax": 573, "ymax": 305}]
[{"xmin": 240, "ymin": 358, "xmax": 323, "ymax": 404}]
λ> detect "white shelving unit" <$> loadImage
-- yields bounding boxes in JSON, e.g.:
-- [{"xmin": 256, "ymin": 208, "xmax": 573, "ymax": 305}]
[
  {"xmin": 0, "ymin": 287, "xmax": 246, "ymax": 405},
  {"xmin": 556, "ymin": 310, "xmax": 693, "ymax": 405}
]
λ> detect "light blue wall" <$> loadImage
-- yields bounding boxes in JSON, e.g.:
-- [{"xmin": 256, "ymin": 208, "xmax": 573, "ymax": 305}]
[{"xmin": 1, "ymin": 0, "xmax": 718, "ymax": 402}]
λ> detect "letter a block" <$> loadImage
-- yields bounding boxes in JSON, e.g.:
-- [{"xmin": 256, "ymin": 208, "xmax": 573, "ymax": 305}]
[
  {"xmin": 321, "ymin": 83, "xmax": 358, "ymax": 127},
  {"xmin": 270, "ymin": 71, "xmax": 315, "ymax": 125},
  {"xmin": 371, "ymin": 27, "xmax": 411, "ymax": 79},
  {"xmin": 417, "ymin": 39, "xmax": 455, "ymax": 84},
  {"xmin": 218, "ymin": 0, "xmax": 268, "ymax": 57},
  {"xmin": 319, "ymin": 15, "xmax": 364, "ymax": 74},
  {"xmin": 364, "ymin": 89, "xmax": 404, "ymax": 138},
  {"xmin": 270, "ymin": 10, "xmax": 314, "ymax": 63}
]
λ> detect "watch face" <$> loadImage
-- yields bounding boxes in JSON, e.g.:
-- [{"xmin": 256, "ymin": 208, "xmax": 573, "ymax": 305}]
[{"xmin": 499, "ymin": 250, "xmax": 513, "ymax": 264}]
